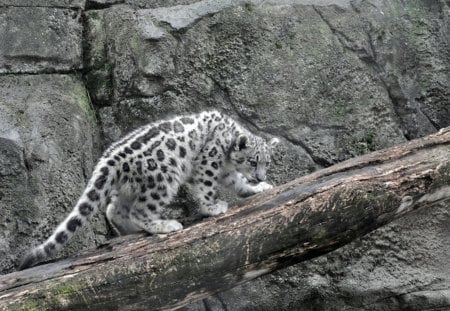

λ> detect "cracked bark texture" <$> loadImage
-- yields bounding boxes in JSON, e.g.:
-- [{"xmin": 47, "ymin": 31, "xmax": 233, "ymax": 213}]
[{"xmin": 0, "ymin": 0, "xmax": 449, "ymax": 310}]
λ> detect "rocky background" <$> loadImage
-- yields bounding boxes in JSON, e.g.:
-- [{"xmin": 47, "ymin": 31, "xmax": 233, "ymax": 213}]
[{"xmin": 0, "ymin": 0, "xmax": 449, "ymax": 310}]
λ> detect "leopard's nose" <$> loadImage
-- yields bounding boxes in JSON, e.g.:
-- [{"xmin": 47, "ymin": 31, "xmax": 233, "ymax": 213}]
[{"xmin": 256, "ymin": 172, "xmax": 266, "ymax": 182}]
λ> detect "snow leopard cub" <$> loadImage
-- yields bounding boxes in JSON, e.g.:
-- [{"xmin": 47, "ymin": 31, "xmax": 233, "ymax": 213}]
[{"xmin": 19, "ymin": 110, "xmax": 279, "ymax": 270}]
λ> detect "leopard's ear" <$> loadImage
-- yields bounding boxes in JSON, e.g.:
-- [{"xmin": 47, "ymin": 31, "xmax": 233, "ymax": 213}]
[
  {"xmin": 269, "ymin": 137, "xmax": 279, "ymax": 148},
  {"xmin": 235, "ymin": 134, "xmax": 248, "ymax": 151}
]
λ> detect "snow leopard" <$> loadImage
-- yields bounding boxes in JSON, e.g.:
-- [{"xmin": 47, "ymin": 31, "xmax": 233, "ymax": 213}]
[{"xmin": 19, "ymin": 110, "xmax": 279, "ymax": 270}]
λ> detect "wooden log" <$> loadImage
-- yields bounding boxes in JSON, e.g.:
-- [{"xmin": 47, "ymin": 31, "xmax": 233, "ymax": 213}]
[{"xmin": 1, "ymin": 127, "xmax": 449, "ymax": 311}]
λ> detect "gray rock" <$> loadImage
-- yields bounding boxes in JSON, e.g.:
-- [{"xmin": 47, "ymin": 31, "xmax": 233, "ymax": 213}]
[
  {"xmin": 0, "ymin": 7, "xmax": 82, "ymax": 73},
  {"xmin": 314, "ymin": 1, "xmax": 449, "ymax": 140},
  {"xmin": 87, "ymin": 2, "xmax": 406, "ymax": 165},
  {"xmin": 0, "ymin": 0, "xmax": 85, "ymax": 8},
  {"xmin": 0, "ymin": 0, "xmax": 449, "ymax": 309},
  {"xmin": 0, "ymin": 75, "xmax": 104, "ymax": 274}
]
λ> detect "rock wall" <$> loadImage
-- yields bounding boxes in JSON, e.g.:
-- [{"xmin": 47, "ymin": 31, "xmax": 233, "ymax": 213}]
[{"xmin": 0, "ymin": 0, "xmax": 449, "ymax": 310}]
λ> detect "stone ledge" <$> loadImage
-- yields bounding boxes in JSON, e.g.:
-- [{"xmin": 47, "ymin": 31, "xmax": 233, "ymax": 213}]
[
  {"xmin": 0, "ymin": 0, "xmax": 85, "ymax": 8},
  {"xmin": 0, "ymin": 7, "xmax": 82, "ymax": 74}
]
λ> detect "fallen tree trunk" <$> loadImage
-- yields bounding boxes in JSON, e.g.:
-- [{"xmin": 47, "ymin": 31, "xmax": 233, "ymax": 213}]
[{"xmin": 1, "ymin": 127, "xmax": 449, "ymax": 311}]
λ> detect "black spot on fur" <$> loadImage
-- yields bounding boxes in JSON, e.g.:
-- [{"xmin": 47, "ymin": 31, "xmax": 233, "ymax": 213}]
[
  {"xmin": 204, "ymin": 180, "xmax": 213, "ymax": 187},
  {"xmin": 144, "ymin": 141, "xmax": 162, "ymax": 156},
  {"xmin": 44, "ymin": 242, "xmax": 56, "ymax": 255},
  {"xmin": 157, "ymin": 184, "xmax": 166, "ymax": 192},
  {"xmin": 100, "ymin": 167, "xmax": 109, "ymax": 175},
  {"xmin": 167, "ymin": 175, "xmax": 173, "ymax": 183},
  {"xmin": 123, "ymin": 162, "xmax": 130, "ymax": 172},
  {"xmin": 181, "ymin": 117, "xmax": 195, "ymax": 124},
  {"xmin": 124, "ymin": 147, "xmax": 133, "ymax": 154},
  {"xmin": 209, "ymin": 147, "xmax": 217, "ymax": 157},
  {"xmin": 131, "ymin": 141, "xmax": 142, "ymax": 150},
  {"xmin": 107, "ymin": 159, "xmax": 115, "ymax": 166},
  {"xmin": 114, "ymin": 155, "xmax": 120, "ymax": 161},
  {"xmin": 169, "ymin": 158, "xmax": 177, "ymax": 167},
  {"xmin": 157, "ymin": 173, "xmax": 164, "ymax": 182},
  {"xmin": 147, "ymin": 159, "xmax": 158, "ymax": 171},
  {"xmin": 188, "ymin": 130, "xmax": 197, "ymax": 139},
  {"xmin": 55, "ymin": 231, "xmax": 68, "ymax": 244},
  {"xmin": 179, "ymin": 146, "xmax": 186, "ymax": 158},
  {"xmin": 147, "ymin": 204, "xmax": 156, "ymax": 211},
  {"xmin": 189, "ymin": 140, "xmax": 195, "ymax": 151},
  {"xmin": 211, "ymin": 162, "xmax": 219, "ymax": 169},
  {"xmin": 79, "ymin": 202, "xmax": 93, "ymax": 216},
  {"xmin": 201, "ymin": 160, "xmax": 207, "ymax": 165},
  {"xmin": 94, "ymin": 175, "xmax": 107, "ymax": 190},
  {"xmin": 204, "ymin": 195, "xmax": 210, "ymax": 201},
  {"xmin": 136, "ymin": 161, "xmax": 143, "ymax": 174},
  {"xmin": 138, "ymin": 127, "xmax": 158, "ymax": 143},
  {"xmin": 67, "ymin": 217, "xmax": 82, "ymax": 232},
  {"xmin": 151, "ymin": 192, "xmax": 160, "ymax": 200},
  {"xmin": 207, "ymin": 191, "xmax": 213, "ymax": 197},
  {"xmin": 173, "ymin": 121, "xmax": 184, "ymax": 133},
  {"xmin": 157, "ymin": 149, "xmax": 165, "ymax": 161},
  {"xmin": 119, "ymin": 152, "xmax": 126, "ymax": 158},
  {"xmin": 158, "ymin": 122, "xmax": 172, "ymax": 133},
  {"xmin": 138, "ymin": 196, "xmax": 147, "ymax": 202},
  {"xmin": 147, "ymin": 175, "xmax": 156, "ymax": 188},
  {"xmin": 87, "ymin": 189, "xmax": 100, "ymax": 201},
  {"xmin": 205, "ymin": 170, "xmax": 214, "ymax": 177},
  {"xmin": 177, "ymin": 136, "xmax": 185, "ymax": 142},
  {"xmin": 140, "ymin": 184, "xmax": 147, "ymax": 193},
  {"xmin": 165, "ymin": 138, "xmax": 177, "ymax": 150},
  {"xmin": 161, "ymin": 165, "xmax": 168, "ymax": 173}
]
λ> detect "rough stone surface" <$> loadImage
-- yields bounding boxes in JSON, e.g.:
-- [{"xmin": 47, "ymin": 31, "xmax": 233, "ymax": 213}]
[
  {"xmin": 0, "ymin": 75, "xmax": 104, "ymax": 274},
  {"xmin": 0, "ymin": 0, "xmax": 449, "ymax": 309},
  {"xmin": 0, "ymin": 0, "xmax": 85, "ymax": 8},
  {"xmin": 0, "ymin": 7, "xmax": 83, "ymax": 73}
]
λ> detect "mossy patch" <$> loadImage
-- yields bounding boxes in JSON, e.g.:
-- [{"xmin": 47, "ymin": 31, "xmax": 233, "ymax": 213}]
[
  {"xmin": 53, "ymin": 281, "xmax": 83, "ymax": 296},
  {"xmin": 430, "ymin": 162, "xmax": 450, "ymax": 191},
  {"xmin": 244, "ymin": 3, "xmax": 256, "ymax": 12},
  {"xmin": 351, "ymin": 130, "xmax": 377, "ymax": 154},
  {"xmin": 72, "ymin": 82, "xmax": 96, "ymax": 121},
  {"xmin": 130, "ymin": 34, "xmax": 142, "ymax": 55}
]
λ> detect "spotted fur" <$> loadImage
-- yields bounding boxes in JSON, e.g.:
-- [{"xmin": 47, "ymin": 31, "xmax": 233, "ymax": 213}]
[{"xmin": 19, "ymin": 110, "xmax": 278, "ymax": 270}]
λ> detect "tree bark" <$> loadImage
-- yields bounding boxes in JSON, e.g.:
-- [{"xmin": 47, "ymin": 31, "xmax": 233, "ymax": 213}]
[{"xmin": 1, "ymin": 127, "xmax": 449, "ymax": 311}]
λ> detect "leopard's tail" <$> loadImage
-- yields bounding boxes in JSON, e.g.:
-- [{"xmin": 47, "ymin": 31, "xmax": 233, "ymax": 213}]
[{"xmin": 18, "ymin": 161, "xmax": 116, "ymax": 270}]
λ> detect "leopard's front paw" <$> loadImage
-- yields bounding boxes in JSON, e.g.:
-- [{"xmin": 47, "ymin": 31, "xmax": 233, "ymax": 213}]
[{"xmin": 254, "ymin": 181, "xmax": 273, "ymax": 193}]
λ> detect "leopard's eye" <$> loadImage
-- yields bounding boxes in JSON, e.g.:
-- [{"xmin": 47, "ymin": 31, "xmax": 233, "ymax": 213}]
[{"xmin": 249, "ymin": 160, "xmax": 257, "ymax": 167}]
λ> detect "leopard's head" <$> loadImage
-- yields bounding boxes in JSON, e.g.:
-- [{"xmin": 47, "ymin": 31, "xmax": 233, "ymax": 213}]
[{"xmin": 229, "ymin": 134, "xmax": 279, "ymax": 182}]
